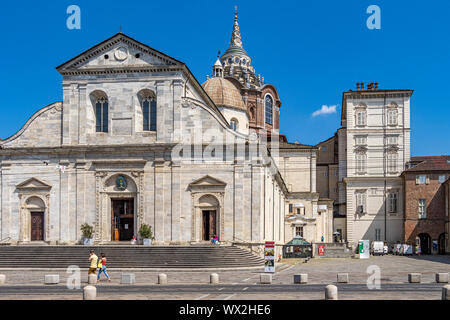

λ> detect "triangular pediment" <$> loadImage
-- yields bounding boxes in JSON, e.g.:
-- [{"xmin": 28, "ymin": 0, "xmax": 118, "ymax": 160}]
[
  {"xmin": 16, "ymin": 178, "xmax": 52, "ymax": 190},
  {"xmin": 189, "ymin": 175, "xmax": 227, "ymax": 188},
  {"xmin": 56, "ymin": 33, "xmax": 183, "ymax": 73}
]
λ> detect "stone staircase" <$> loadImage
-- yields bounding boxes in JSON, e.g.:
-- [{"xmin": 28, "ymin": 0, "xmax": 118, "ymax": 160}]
[{"xmin": 0, "ymin": 245, "xmax": 265, "ymax": 269}]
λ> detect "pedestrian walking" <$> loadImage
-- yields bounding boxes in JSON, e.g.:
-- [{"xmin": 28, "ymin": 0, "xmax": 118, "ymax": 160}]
[
  {"xmin": 88, "ymin": 250, "xmax": 98, "ymax": 276},
  {"xmin": 97, "ymin": 253, "xmax": 111, "ymax": 282}
]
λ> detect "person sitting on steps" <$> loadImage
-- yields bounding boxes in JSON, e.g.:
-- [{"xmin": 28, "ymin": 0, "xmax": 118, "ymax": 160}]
[{"xmin": 211, "ymin": 234, "xmax": 219, "ymax": 245}]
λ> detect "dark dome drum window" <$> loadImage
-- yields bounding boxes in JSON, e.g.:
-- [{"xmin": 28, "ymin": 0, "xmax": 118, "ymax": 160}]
[{"xmin": 265, "ymin": 95, "xmax": 273, "ymax": 125}]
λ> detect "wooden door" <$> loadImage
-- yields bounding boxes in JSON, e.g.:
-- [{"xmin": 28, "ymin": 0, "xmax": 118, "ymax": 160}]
[
  {"xmin": 31, "ymin": 212, "xmax": 44, "ymax": 241},
  {"xmin": 202, "ymin": 211, "xmax": 210, "ymax": 241},
  {"xmin": 209, "ymin": 211, "xmax": 217, "ymax": 239}
]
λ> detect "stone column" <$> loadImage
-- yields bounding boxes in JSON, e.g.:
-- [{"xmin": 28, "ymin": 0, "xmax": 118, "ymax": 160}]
[
  {"xmin": 154, "ymin": 160, "xmax": 165, "ymax": 241},
  {"xmin": 171, "ymin": 163, "xmax": 181, "ymax": 242},
  {"xmin": 172, "ymin": 80, "xmax": 183, "ymax": 143}
]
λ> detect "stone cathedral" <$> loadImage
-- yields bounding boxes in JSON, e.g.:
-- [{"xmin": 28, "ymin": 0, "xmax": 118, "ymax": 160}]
[{"xmin": 0, "ymin": 10, "xmax": 333, "ymax": 249}]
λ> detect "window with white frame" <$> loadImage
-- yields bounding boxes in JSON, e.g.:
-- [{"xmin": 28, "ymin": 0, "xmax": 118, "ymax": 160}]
[
  {"xmin": 387, "ymin": 107, "xmax": 398, "ymax": 126},
  {"xmin": 355, "ymin": 109, "xmax": 367, "ymax": 126},
  {"xmin": 386, "ymin": 135, "xmax": 398, "ymax": 145},
  {"xmin": 388, "ymin": 192, "xmax": 398, "ymax": 213},
  {"xmin": 387, "ymin": 152, "xmax": 398, "ymax": 173},
  {"xmin": 230, "ymin": 118, "xmax": 238, "ymax": 131},
  {"xmin": 418, "ymin": 199, "xmax": 427, "ymax": 219},
  {"xmin": 355, "ymin": 136, "xmax": 367, "ymax": 146},
  {"xmin": 356, "ymin": 191, "xmax": 366, "ymax": 213},
  {"xmin": 356, "ymin": 152, "xmax": 367, "ymax": 174},
  {"xmin": 416, "ymin": 175, "xmax": 428, "ymax": 185},
  {"xmin": 438, "ymin": 175, "xmax": 447, "ymax": 183},
  {"xmin": 295, "ymin": 226, "xmax": 304, "ymax": 238}
]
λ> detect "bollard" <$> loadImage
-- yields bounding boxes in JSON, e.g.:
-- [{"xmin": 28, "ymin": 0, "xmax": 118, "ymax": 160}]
[
  {"xmin": 44, "ymin": 275, "xmax": 60, "ymax": 285},
  {"xmin": 0, "ymin": 275, "xmax": 5, "ymax": 285},
  {"xmin": 83, "ymin": 285, "xmax": 97, "ymax": 300},
  {"xmin": 210, "ymin": 273, "xmax": 219, "ymax": 285},
  {"xmin": 260, "ymin": 274, "xmax": 272, "ymax": 284},
  {"xmin": 408, "ymin": 273, "xmax": 421, "ymax": 283},
  {"xmin": 88, "ymin": 274, "xmax": 97, "ymax": 285},
  {"xmin": 121, "ymin": 273, "xmax": 136, "ymax": 285},
  {"xmin": 337, "ymin": 273, "xmax": 349, "ymax": 283},
  {"xmin": 325, "ymin": 285, "xmax": 338, "ymax": 300},
  {"xmin": 158, "ymin": 273, "xmax": 168, "ymax": 285},
  {"xmin": 442, "ymin": 285, "xmax": 450, "ymax": 300},
  {"xmin": 436, "ymin": 273, "xmax": 449, "ymax": 283},
  {"xmin": 294, "ymin": 274, "xmax": 308, "ymax": 284}
]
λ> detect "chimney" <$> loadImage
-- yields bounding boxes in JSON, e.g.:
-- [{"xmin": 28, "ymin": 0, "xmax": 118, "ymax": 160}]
[
  {"xmin": 375, "ymin": 82, "xmax": 379, "ymax": 90},
  {"xmin": 361, "ymin": 82, "xmax": 365, "ymax": 90},
  {"xmin": 367, "ymin": 82, "xmax": 373, "ymax": 90},
  {"xmin": 356, "ymin": 82, "xmax": 360, "ymax": 91}
]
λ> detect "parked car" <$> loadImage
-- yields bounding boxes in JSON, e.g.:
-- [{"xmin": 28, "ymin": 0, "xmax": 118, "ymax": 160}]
[{"xmin": 372, "ymin": 241, "xmax": 385, "ymax": 256}]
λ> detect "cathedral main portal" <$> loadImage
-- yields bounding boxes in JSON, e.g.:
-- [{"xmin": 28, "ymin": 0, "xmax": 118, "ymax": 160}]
[{"xmin": 111, "ymin": 198, "xmax": 135, "ymax": 241}]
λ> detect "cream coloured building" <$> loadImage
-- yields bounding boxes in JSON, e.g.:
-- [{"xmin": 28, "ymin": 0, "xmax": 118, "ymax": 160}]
[{"xmin": 316, "ymin": 83, "xmax": 413, "ymax": 249}]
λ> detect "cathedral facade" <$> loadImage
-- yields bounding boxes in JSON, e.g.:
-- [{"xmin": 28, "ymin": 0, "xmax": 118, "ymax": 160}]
[{"xmin": 0, "ymin": 12, "xmax": 333, "ymax": 250}]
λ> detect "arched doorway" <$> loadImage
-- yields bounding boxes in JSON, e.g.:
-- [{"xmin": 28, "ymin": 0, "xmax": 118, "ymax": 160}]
[
  {"xmin": 418, "ymin": 233, "xmax": 431, "ymax": 255},
  {"xmin": 438, "ymin": 233, "xmax": 446, "ymax": 255},
  {"xmin": 103, "ymin": 174, "xmax": 138, "ymax": 242},
  {"xmin": 199, "ymin": 195, "xmax": 220, "ymax": 241},
  {"xmin": 26, "ymin": 197, "xmax": 46, "ymax": 241}
]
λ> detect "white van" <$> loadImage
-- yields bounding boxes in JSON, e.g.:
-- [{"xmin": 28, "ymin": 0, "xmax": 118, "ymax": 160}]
[{"xmin": 372, "ymin": 241, "xmax": 385, "ymax": 256}]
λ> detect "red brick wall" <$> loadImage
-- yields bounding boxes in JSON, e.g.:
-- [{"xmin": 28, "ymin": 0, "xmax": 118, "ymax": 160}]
[{"xmin": 404, "ymin": 172, "xmax": 448, "ymax": 243}]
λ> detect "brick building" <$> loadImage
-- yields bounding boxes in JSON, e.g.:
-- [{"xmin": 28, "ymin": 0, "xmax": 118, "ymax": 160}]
[
  {"xmin": 402, "ymin": 155, "xmax": 450, "ymax": 254},
  {"xmin": 444, "ymin": 178, "xmax": 450, "ymax": 253}
]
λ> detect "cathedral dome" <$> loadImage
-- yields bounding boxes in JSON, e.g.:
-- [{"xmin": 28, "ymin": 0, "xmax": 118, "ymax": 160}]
[{"xmin": 202, "ymin": 77, "xmax": 245, "ymax": 111}]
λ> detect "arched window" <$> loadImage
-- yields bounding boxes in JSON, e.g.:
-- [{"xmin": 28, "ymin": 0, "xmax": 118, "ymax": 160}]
[
  {"xmin": 95, "ymin": 96, "xmax": 109, "ymax": 133},
  {"xmin": 230, "ymin": 118, "xmax": 238, "ymax": 131},
  {"xmin": 265, "ymin": 95, "xmax": 273, "ymax": 125},
  {"xmin": 141, "ymin": 91, "xmax": 157, "ymax": 131}
]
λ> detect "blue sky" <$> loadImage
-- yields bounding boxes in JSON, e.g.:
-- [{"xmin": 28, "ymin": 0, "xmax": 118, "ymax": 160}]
[{"xmin": 0, "ymin": 0, "xmax": 448, "ymax": 156}]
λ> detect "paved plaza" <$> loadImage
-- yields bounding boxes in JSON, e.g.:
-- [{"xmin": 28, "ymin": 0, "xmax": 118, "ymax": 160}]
[{"xmin": 0, "ymin": 255, "xmax": 449, "ymax": 300}]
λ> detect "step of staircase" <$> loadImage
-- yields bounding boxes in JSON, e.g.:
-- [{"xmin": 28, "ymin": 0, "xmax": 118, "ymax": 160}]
[{"xmin": 0, "ymin": 245, "xmax": 265, "ymax": 269}]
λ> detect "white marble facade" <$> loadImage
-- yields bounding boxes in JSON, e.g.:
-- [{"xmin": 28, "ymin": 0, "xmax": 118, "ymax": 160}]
[{"xmin": 0, "ymin": 33, "xmax": 291, "ymax": 246}]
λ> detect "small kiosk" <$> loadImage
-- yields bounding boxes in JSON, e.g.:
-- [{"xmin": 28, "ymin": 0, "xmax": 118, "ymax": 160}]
[{"xmin": 283, "ymin": 236, "xmax": 313, "ymax": 259}]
